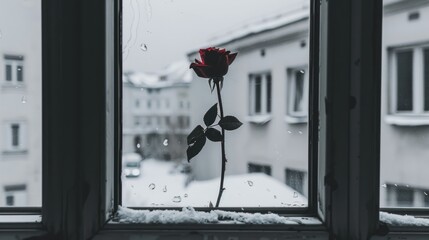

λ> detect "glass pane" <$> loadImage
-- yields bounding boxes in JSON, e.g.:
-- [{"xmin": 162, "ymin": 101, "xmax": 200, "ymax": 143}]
[
  {"xmin": 425, "ymin": 49, "xmax": 429, "ymax": 111},
  {"xmin": 380, "ymin": 1, "xmax": 429, "ymax": 208},
  {"xmin": 0, "ymin": 0, "xmax": 42, "ymax": 207},
  {"xmin": 254, "ymin": 76, "xmax": 262, "ymax": 114},
  {"xmin": 122, "ymin": 0, "xmax": 310, "ymax": 208},
  {"xmin": 294, "ymin": 70, "xmax": 305, "ymax": 112},
  {"xmin": 396, "ymin": 50, "xmax": 413, "ymax": 111}
]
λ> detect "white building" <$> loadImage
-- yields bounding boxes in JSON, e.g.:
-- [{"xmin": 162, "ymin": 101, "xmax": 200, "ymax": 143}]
[
  {"xmin": 188, "ymin": 0, "xmax": 429, "ymax": 206},
  {"xmin": 122, "ymin": 61, "xmax": 192, "ymax": 161},
  {"xmin": 0, "ymin": 0, "xmax": 42, "ymax": 206}
]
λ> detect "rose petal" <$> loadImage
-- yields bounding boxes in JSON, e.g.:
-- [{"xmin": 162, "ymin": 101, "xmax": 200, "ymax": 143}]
[{"xmin": 227, "ymin": 52, "xmax": 238, "ymax": 65}]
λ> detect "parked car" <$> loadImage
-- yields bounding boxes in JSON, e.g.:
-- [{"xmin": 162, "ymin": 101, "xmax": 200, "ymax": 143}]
[{"xmin": 123, "ymin": 153, "xmax": 142, "ymax": 178}]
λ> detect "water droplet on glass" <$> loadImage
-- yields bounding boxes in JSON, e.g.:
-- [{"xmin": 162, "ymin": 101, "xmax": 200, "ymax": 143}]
[
  {"xmin": 301, "ymin": 204, "xmax": 306, "ymax": 207},
  {"xmin": 172, "ymin": 196, "xmax": 181, "ymax": 203},
  {"xmin": 298, "ymin": 131, "xmax": 303, "ymax": 134},
  {"xmin": 292, "ymin": 203, "xmax": 298, "ymax": 207},
  {"xmin": 381, "ymin": 184, "xmax": 387, "ymax": 188},
  {"xmin": 266, "ymin": 188, "xmax": 271, "ymax": 192},
  {"xmin": 136, "ymin": 143, "xmax": 141, "ymax": 149},
  {"xmin": 21, "ymin": 96, "xmax": 27, "ymax": 104},
  {"xmin": 241, "ymin": 207, "xmax": 244, "ymax": 211},
  {"xmin": 299, "ymin": 69, "xmax": 305, "ymax": 74},
  {"xmin": 287, "ymin": 130, "xmax": 292, "ymax": 134},
  {"xmin": 163, "ymin": 185, "xmax": 167, "ymax": 192},
  {"xmin": 274, "ymin": 195, "xmax": 277, "ymax": 199},
  {"xmin": 17, "ymin": 66, "xmax": 22, "ymax": 71},
  {"xmin": 148, "ymin": 183, "xmax": 155, "ymax": 190},
  {"xmin": 140, "ymin": 43, "xmax": 148, "ymax": 51},
  {"xmin": 406, "ymin": 184, "xmax": 410, "ymax": 188},
  {"xmin": 394, "ymin": 184, "xmax": 398, "ymax": 187},
  {"xmin": 247, "ymin": 180, "xmax": 253, "ymax": 187},
  {"xmin": 163, "ymin": 139, "xmax": 168, "ymax": 146},
  {"xmin": 424, "ymin": 192, "xmax": 428, "ymax": 196},
  {"xmin": 293, "ymin": 192, "xmax": 298, "ymax": 198},
  {"xmin": 131, "ymin": 185, "xmax": 134, "ymax": 188},
  {"xmin": 184, "ymin": 193, "xmax": 188, "ymax": 198}
]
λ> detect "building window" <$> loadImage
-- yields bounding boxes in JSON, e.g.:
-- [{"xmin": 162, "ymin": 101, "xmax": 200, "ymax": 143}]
[
  {"xmin": 389, "ymin": 46, "xmax": 429, "ymax": 115},
  {"xmin": 285, "ymin": 168, "xmax": 306, "ymax": 195},
  {"xmin": 11, "ymin": 124, "xmax": 20, "ymax": 147},
  {"xmin": 3, "ymin": 122, "xmax": 26, "ymax": 151},
  {"xmin": 287, "ymin": 67, "xmax": 308, "ymax": 122},
  {"xmin": 3, "ymin": 55, "xmax": 24, "ymax": 84},
  {"xmin": 247, "ymin": 163, "xmax": 272, "ymax": 176},
  {"xmin": 396, "ymin": 187, "xmax": 414, "ymax": 207},
  {"xmin": 4, "ymin": 184, "xmax": 27, "ymax": 206},
  {"xmin": 249, "ymin": 72, "xmax": 272, "ymax": 116}
]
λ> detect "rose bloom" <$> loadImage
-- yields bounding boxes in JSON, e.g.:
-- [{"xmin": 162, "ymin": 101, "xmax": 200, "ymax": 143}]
[{"xmin": 190, "ymin": 47, "xmax": 237, "ymax": 79}]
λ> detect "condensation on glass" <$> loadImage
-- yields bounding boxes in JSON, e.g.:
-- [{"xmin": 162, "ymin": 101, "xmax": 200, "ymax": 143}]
[
  {"xmin": 121, "ymin": 0, "xmax": 310, "ymax": 207},
  {"xmin": 0, "ymin": 0, "xmax": 42, "ymax": 207},
  {"xmin": 380, "ymin": 0, "xmax": 429, "ymax": 208}
]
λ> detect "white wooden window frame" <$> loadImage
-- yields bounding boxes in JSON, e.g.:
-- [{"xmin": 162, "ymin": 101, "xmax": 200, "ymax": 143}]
[
  {"xmin": 386, "ymin": 44, "xmax": 429, "ymax": 126},
  {"xmin": 248, "ymin": 72, "xmax": 272, "ymax": 124},
  {"xmin": 286, "ymin": 66, "xmax": 309, "ymax": 124}
]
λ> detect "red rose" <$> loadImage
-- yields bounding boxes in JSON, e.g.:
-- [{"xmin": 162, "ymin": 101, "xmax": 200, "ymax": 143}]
[{"xmin": 190, "ymin": 47, "xmax": 238, "ymax": 79}]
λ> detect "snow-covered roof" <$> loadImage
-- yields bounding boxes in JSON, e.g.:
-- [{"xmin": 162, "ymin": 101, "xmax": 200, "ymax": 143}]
[
  {"xmin": 124, "ymin": 60, "xmax": 192, "ymax": 88},
  {"xmin": 207, "ymin": 7, "xmax": 309, "ymax": 47}
]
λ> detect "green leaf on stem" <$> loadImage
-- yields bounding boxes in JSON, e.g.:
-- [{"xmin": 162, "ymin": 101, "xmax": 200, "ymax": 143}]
[
  {"xmin": 219, "ymin": 116, "xmax": 243, "ymax": 131},
  {"xmin": 187, "ymin": 125, "xmax": 204, "ymax": 145},
  {"xmin": 186, "ymin": 135, "xmax": 206, "ymax": 162},
  {"xmin": 205, "ymin": 128, "xmax": 222, "ymax": 142},
  {"xmin": 204, "ymin": 103, "xmax": 218, "ymax": 127}
]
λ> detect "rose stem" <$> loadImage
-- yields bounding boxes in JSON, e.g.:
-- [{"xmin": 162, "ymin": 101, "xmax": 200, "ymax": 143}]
[{"xmin": 215, "ymin": 80, "xmax": 226, "ymax": 208}]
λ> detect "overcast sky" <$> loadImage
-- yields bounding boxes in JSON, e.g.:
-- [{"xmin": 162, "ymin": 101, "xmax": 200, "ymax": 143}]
[{"xmin": 122, "ymin": 0, "xmax": 306, "ymax": 73}]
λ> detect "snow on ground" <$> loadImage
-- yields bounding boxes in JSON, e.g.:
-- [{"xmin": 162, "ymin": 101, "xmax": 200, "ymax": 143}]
[
  {"xmin": 122, "ymin": 159, "xmax": 307, "ymax": 207},
  {"xmin": 380, "ymin": 212, "xmax": 429, "ymax": 226}
]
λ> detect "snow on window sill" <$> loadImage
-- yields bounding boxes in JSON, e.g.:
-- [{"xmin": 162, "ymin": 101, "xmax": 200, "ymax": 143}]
[
  {"xmin": 245, "ymin": 115, "xmax": 272, "ymax": 125},
  {"xmin": 284, "ymin": 115, "xmax": 307, "ymax": 124},
  {"xmin": 380, "ymin": 212, "xmax": 429, "ymax": 227},
  {"xmin": 385, "ymin": 115, "xmax": 429, "ymax": 126},
  {"xmin": 114, "ymin": 206, "xmax": 322, "ymax": 225}
]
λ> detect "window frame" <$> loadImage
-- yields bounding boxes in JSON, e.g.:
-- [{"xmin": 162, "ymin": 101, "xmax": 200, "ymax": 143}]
[
  {"xmin": 3, "ymin": 55, "xmax": 24, "ymax": 85},
  {"xmin": 8, "ymin": 0, "xmax": 429, "ymax": 239},
  {"xmin": 286, "ymin": 66, "xmax": 309, "ymax": 123},
  {"xmin": 248, "ymin": 71, "xmax": 272, "ymax": 117},
  {"xmin": 387, "ymin": 44, "xmax": 429, "ymax": 123}
]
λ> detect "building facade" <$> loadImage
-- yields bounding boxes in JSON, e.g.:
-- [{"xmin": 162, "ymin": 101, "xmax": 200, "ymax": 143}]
[
  {"xmin": 0, "ymin": 0, "xmax": 42, "ymax": 207},
  {"xmin": 122, "ymin": 61, "xmax": 192, "ymax": 161}
]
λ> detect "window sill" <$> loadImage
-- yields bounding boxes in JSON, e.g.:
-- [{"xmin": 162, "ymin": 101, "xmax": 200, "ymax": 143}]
[
  {"xmin": 284, "ymin": 116, "xmax": 307, "ymax": 124},
  {"xmin": 385, "ymin": 115, "xmax": 429, "ymax": 126},
  {"xmin": 2, "ymin": 150, "xmax": 28, "ymax": 156},
  {"xmin": 245, "ymin": 115, "xmax": 272, "ymax": 125}
]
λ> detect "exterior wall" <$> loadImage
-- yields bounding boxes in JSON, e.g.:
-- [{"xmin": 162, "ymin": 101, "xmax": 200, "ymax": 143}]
[
  {"xmin": 190, "ymin": 20, "xmax": 309, "ymax": 196},
  {"xmin": 379, "ymin": 1, "xmax": 429, "ymax": 206},
  {"xmin": 0, "ymin": 0, "xmax": 42, "ymax": 206}
]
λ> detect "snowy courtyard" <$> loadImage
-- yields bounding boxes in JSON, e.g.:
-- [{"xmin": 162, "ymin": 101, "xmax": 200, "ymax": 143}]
[{"xmin": 122, "ymin": 158, "xmax": 307, "ymax": 208}]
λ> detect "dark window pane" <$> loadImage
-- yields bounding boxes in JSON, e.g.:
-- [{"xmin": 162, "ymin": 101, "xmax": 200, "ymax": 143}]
[
  {"xmin": 396, "ymin": 187, "xmax": 414, "ymax": 207},
  {"xmin": 254, "ymin": 76, "xmax": 262, "ymax": 113},
  {"xmin": 6, "ymin": 64, "xmax": 12, "ymax": 81},
  {"xmin": 266, "ymin": 74, "xmax": 272, "ymax": 113},
  {"xmin": 11, "ymin": 124, "xmax": 19, "ymax": 147},
  {"xmin": 396, "ymin": 51, "xmax": 413, "ymax": 111},
  {"xmin": 294, "ymin": 70, "xmax": 305, "ymax": 112},
  {"xmin": 424, "ymin": 49, "xmax": 429, "ymax": 111},
  {"xmin": 285, "ymin": 169, "xmax": 305, "ymax": 195},
  {"xmin": 248, "ymin": 163, "xmax": 271, "ymax": 176},
  {"xmin": 6, "ymin": 195, "xmax": 14, "ymax": 206},
  {"xmin": 17, "ymin": 65, "xmax": 23, "ymax": 82}
]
